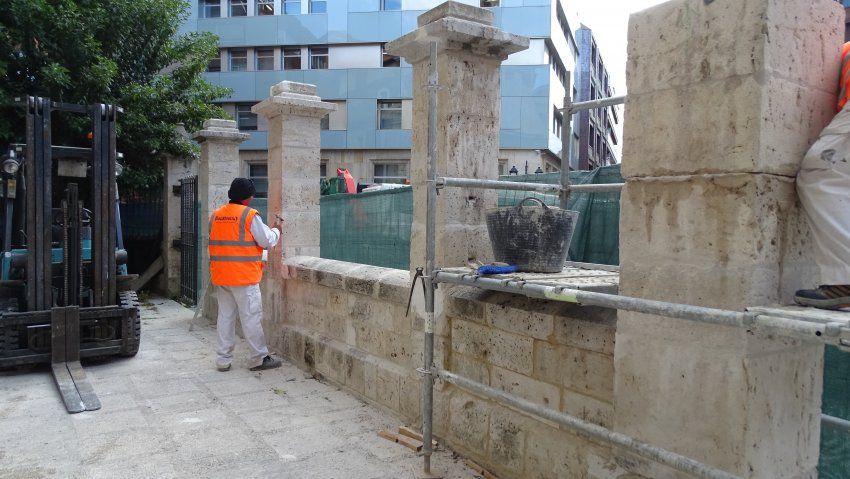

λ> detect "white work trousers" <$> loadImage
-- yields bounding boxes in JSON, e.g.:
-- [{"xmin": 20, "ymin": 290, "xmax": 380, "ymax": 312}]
[
  {"xmin": 215, "ymin": 284, "xmax": 269, "ymax": 369},
  {"xmin": 797, "ymin": 106, "xmax": 850, "ymax": 285}
]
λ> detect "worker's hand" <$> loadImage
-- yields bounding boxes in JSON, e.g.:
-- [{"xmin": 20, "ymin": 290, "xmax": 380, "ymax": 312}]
[{"xmin": 272, "ymin": 214, "xmax": 284, "ymax": 231}]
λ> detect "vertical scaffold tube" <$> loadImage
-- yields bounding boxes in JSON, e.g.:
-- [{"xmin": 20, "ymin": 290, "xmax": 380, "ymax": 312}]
[
  {"xmin": 559, "ymin": 72, "xmax": 572, "ymax": 210},
  {"xmin": 421, "ymin": 41, "xmax": 439, "ymax": 477}
]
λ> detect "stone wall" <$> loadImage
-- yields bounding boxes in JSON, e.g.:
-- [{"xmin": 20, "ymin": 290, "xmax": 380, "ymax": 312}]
[{"xmin": 270, "ymin": 256, "xmax": 618, "ymax": 479}]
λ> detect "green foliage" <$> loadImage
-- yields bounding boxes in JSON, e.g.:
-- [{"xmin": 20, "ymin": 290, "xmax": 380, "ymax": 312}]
[{"xmin": 0, "ymin": 0, "xmax": 231, "ymax": 189}]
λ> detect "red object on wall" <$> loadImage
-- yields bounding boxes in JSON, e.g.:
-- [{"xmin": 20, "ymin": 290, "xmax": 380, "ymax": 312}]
[{"xmin": 337, "ymin": 168, "xmax": 356, "ymax": 194}]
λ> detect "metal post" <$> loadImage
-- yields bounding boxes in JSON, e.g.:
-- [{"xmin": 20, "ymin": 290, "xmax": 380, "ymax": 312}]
[
  {"xmin": 559, "ymin": 72, "xmax": 572, "ymax": 210},
  {"xmin": 421, "ymin": 41, "xmax": 439, "ymax": 478}
]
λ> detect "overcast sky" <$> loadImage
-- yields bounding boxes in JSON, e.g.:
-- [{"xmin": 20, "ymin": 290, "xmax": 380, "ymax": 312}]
[{"xmin": 571, "ymin": 0, "xmax": 670, "ymax": 95}]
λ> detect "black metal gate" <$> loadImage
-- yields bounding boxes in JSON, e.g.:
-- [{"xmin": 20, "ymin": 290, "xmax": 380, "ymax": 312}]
[{"xmin": 179, "ymin": 176, "xmax": 199, "ymax": 305}]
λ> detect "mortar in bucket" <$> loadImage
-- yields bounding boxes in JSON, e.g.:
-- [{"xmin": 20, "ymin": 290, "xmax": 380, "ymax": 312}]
[{"xmin": 485, "ymin": 197, "xmax": 579, "ymax": 273}]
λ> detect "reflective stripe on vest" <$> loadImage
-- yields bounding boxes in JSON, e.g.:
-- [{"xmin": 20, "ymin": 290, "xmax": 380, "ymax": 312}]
[
  {"xmin": 839, "ymin": 42, "xmax": 850, "ymax": 111},
  {"xmin": 209, "ymin": 203, "xmax": 264, "ymax": 286}
]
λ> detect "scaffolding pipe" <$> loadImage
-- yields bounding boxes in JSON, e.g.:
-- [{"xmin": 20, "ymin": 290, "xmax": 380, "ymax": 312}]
[
  {"xmin": 436, "ymin": 369, "xmax": 740, "ymax": 479},
  {"xmin": 559, "ymin": 79, "xmax": 572, "ymax": 210},
  {"xmin": 420, "ymin": 41, "xmax": 439, "ymax": 478},
  {"xmin": 436, "ymin": 177, "xmax": 624, "ymax": 194},
  {"xmin": 562, "ymin": 95, "xmax": 627, "ymax": 114},
  {"xmin": 432, "ymin": 272, "xmax": 850, "ymax": 348},
  {"xmin": 822, "ymin": 413, "xmax": 850, "ymax": 433}
]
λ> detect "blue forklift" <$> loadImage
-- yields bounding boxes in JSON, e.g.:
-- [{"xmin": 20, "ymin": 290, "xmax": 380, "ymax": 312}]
[{"xmin": 0, "ymin": 97, "xmax": 140, "ymax": 413}]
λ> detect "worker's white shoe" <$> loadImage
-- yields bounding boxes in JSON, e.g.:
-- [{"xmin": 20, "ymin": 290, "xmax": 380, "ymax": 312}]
[{"xmin": 217, "ymin": 363, "xmax": 231, "ymax": 372}]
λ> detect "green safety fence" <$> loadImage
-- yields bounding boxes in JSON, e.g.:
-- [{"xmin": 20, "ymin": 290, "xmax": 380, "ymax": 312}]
[
  {"xmin": 320, "ymin": 187, "xmax": 412, "ymax": 270},
  {"xmin": 498, "ymin": 165, "xmax": 622, "ymax": 265},
  {"xmin": 821, "ymin": 346, "xmax": 850, "ymax": 479}
]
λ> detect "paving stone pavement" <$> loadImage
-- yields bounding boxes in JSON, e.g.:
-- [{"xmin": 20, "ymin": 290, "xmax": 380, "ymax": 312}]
[{"xmin": 0, "ymin": 298, "xmax": 478, "ymax": 479}]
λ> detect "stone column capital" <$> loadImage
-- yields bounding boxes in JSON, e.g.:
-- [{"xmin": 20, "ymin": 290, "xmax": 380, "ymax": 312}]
[
  {"xmin": 385, "ymin": 1, "xmax": 529, "ymax": 64},
  {"xmin": 191, "ymin": 119, "xmax": 250, "ymax": 144},
  {"xmin": 253, "ymin": 81, "xmax": 337, "ymax": 120}
]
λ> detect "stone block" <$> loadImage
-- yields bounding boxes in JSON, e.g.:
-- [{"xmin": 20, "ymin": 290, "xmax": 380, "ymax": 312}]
[
  {"xmin": 561, "ymin": 389, "xmax": 613, "ymax": 430},
  {"xmin": 614, "ymin": 319, "xmax": 823, "ymax": 477},
  {"xmin": 534, "ymin": 341, "xmax": 614, "ymax": 402},
  {"xmin": 451, "ymin": 319, "xmax": 534, "ymax": 375},
  {"xmin": 487, "ymin": 406, "xmax": 526, "ymax": 476},
  {"xmin": 375, "ymin": 364, "xmax": 402, "ymax": 412},
  {"xmin": 551, "ymin": 308, "xmax": 617, "ymax": 355},
  {"xmin": 490, "ymin": 365, "xmax": 559, "ymax": 410},
  {"xmin": 619, "ymin": 174, "xmax": 815, "ymax": 309},
  {"xmin": 626, "ymin": 0, "xmax": 842, "ymax": 96},
  {"xmin": 485, "ymin": 301, "xmax": 554, "ymax": 340},
  {"xmin": 417, "ymin": 1, "xmax": 494, "ymax": 27},
  {"xmin": 622, "ymin": 76, "xmax": 835, "ymax": 178},
  {"xmin": 448, "ymin": 389, "xmax": 491, "ymax": 454},
  {"xmin": 445, "ymin": 286, "xmax": 489, "ymax": 323},
  {"xmin": 524, "ymin": 425, "xmax": 587, "ymax": 479},
  {"xmin": 450, "ymin": 352, "xmax": 490, "ymax": 386},
  {"xmin": 398, "ymin": 373, "xmax": 421, "ymax": 423}
]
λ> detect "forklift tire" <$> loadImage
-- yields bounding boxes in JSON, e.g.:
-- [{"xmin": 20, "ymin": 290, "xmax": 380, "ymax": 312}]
[{"xmin": 119, "ymin": 291, "xmax": 141, "ymax": 357}]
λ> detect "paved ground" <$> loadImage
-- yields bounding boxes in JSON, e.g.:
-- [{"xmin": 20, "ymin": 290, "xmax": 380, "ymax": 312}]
[{"xmin": 0, "ymin": 298, "xmax": 477, "ymax": 479}]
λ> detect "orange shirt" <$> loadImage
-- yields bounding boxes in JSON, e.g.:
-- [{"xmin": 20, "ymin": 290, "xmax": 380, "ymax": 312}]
[
  {"xmin": 208, "ymin": 203, "xmax": 264, "ymax": 286},
  {"xmin": 838, "ymin": 42, "xmax": 850, "ymax": 111}
]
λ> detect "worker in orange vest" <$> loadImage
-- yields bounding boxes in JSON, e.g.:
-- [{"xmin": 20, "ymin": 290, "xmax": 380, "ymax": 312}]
[
  {"xmin": 794, "ymin": 42, "xmax": 850, "ymax": 310},
  {"xmin": 209, "ymin": 178, "xmax": 282, "ymax": 371}
]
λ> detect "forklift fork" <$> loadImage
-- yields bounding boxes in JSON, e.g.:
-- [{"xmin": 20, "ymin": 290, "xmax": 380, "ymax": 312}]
[{"xmin": 51, "ymin": 306, "xmax": 100, "ymax": 412}]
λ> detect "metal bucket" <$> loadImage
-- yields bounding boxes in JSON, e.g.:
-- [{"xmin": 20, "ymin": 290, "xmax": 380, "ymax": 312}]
[{"xmin": 485, "ymin": 197, "xmax": 579, "ymax": 273}]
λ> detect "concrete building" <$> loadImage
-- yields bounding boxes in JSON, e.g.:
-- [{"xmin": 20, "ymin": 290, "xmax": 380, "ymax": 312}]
[
  {"xmin": 840, "ymin": 0, "xmax": 850, "ymax": 40},
  {"xmin": 573, "ymin": 25, "xmax": 619, "ymax": 170},
  {"xmin": 179, "ymin": 0, "xmax": 581, "ymax": 195}
]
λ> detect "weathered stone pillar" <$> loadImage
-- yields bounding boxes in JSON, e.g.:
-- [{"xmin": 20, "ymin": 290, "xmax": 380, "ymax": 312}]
[
  {"xmin": 192, "ymin": 119, "xmax": 249, "ymax": 318},
  {"xmin": 159, "ymin": 150, "xmax": 197, "ymax": 298},
  {"xmin": 253, "ymin": 81, "xmax": 335, "ymax": 335},
  {"xmin": 613, "ymin": 1, "xmax": 842, "ymax": 477},
  {"xmin": 386, "ymin": 2, "xmax": 528, "ymax": 273}
]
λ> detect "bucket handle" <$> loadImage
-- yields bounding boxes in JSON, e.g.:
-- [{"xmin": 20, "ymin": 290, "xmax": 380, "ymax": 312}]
[{"xmin": 516, "ymin": 197, "xmax": 550, "ymax": 210}]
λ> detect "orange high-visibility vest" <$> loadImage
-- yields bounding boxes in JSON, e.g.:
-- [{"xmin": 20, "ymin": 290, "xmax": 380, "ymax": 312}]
[
  {"xmin": 839, "ymin": 42, "xmax": 850, "ymax": 111},
  {"xmin": 208, "ymin": 203, "xmax": 264, "ymax": 287}
]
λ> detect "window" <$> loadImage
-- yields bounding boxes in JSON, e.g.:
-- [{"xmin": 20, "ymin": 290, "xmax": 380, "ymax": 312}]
[
  {"xmin": 310, "ymin": 0, "xmax": 326, "ymax": 13},
  {"xmin": 382, "ymin": 44, "xmax": 400, "ymax": 68},
  {"xmin": 498, "ymin": 160, "xmax": 507, "ymax": 176},
  {"xmin": 309, "ymin": 47, "xmax": 328, "ymax": 69},
  {"xmin": 380, "ymin": 0, "xmax": 401, "ymax": 10},
  {"xmin": 256, "ymin": 0, "xmax": 274, "ymax": 15},
  {"xmin": 283, "ymin": 0, "xmax": 300, "ymax": 14},
  {"xmin": 247, "ymin": 163, "xmax": 268, "ymax": 198},
  {"xmin": 377, "ymin": 101, "xmax": 402, "ymax": 129},
  {"xmin": 230, "ymin": 49, "xmax": 248, "ymax": 71},
  {"xmin": 480, "ymin": 0, "xmax": 499, "ymax": 6},
  {"xmin": 207, "ymin": 55, "xmax": 221, "ymax": 72},
  {"xmin": 200, "ymin": 0, "xmax": 220, "ymax": 18},
  {"xmin": 230, "ymin": 0, "xmax": 248, "ymax": 16},
  {"xmin": 320, "ymin": 161, "xmax": 328, "ymax": 180},
  {"xmin": 283, "ymin": 47, "xmax": 302, "ymax": 69},
  {"xmin": 256, "ymin": 48, "xmax": 274, "ymax": 71},
  {"xmin": 236, "ymin": 104, "xmax": 258, "ymax": 131},
  {"xmin": 320, "ymin": 113, "xmax": 330, "ymax": 130},
  {"xmin": 373, "ymin": 162, "xmax": 408, "ymax": 184}
]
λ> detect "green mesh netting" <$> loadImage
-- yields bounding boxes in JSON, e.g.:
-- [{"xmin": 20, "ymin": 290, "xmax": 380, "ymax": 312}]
[
  {"xmin": 498, "ymin": 164, "xmax": 622, "ymax": 265},
  {"xmin": 320, "ymin": 187, "xmax": 412, "ymax": 270},
  {"xmin": 820, "ymin": 346, "xmax": 850, "ymax": 479}
]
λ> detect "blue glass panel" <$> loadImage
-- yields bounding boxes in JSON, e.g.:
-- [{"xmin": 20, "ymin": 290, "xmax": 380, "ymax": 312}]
[
  {"xmin": 380, "ymin": 0, "xmax": 401, "ymax": 10},
  {"xmin": 347, "ymin": 12, "xmax": 402, "ymax": 43},
  {"xmin": 520, "ymin": 96, "xmax": 549, "ymax": 148},
  {"xmin": 243, "ymin": 17, "xmax": 279, "ymax": 46},
  {"xmin": 240, "ymin": 131, "xmax": 269, "ymax": 150},
  {"xmin": 501, "ymin": 65, "xmax": 549, "ymax": 97},
  {"xmin": 199, "ymin": 18, "xmax": 245, "ymax": 45},
  {"xmin": 501, "ymin": 97, "xmax": 522, "ymax": 130},
  {"xmin": 327, "ymin": 0, "xmax": 349, "ymax": 42},
  {"xmin": 321, "ymin": 130, "xmax": 348, "ymax": 149},
  {"xmin": 500, "ymin": 129, "xmax": 522, "ymax": 148},
  {"xmin": 303, "ymin": 69, "xmax": 349, "ymax": 99},
  {"xmin": 282, "ymin": 70, "xmax": 306, "ymax": 83},
  {"xmin": 500, "ymin": 6, "xmax": 550, "ymax": 37},
  {"xmin": 280, "ymin": 14, "xmax": 328, "ymax": 44},
  {"xmin": 401, "ymin": 10, "xmax": 423, "ymax": 35},
  {"xmin": 523, "ymin": 0, "xmax": 550, "ymax": 6},
  {"xmin": 283, "ymin": 0, "xmax": 301, "ymax": 14},
  {"xmin": 309, "ymin": 1, "xmax": 327, "ymax": 13},
  {"xmin": 375, "ymin": 129, "xmax": 411, "ymax": 149},
  {"xmin": 347, "ymin": 99, "xmax": 377, "ymax": 148},
  {"xmin": 399, "ymin": 67, "xmax": 413, "ymax": 98},
  {"xmin": 348, "ymin": 0, "xmax": 380, "ymax": 12},
  {"xmin": 255, "ymin": 71, "xmax": 288, "ymax": 99},
  {"xmin": 216, "ymin": 72, "xmax": 257, "ymax": 101},
  {"xmin": 348, "ymin": 69, "xmax": 401, "ymax": 99}
]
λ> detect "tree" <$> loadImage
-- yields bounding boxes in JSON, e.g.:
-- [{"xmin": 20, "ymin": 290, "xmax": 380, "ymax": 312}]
[{"xmin": 0, "ymin": 0, "xmax": 230, "ymax": 189}]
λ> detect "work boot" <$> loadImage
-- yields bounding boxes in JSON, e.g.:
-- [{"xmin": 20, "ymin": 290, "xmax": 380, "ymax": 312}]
[
  {"xmin": 250, "ymin": 355, "xmax": 282, "ymax": 371},
  {"xmin": 794, "ymin": 285, "xmax": 850, "ymax": 310}
]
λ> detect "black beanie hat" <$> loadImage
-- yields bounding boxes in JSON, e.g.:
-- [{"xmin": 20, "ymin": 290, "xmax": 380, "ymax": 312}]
[{"xmin": 228, "ymin": 177, "xmax": 256, "ymax": 202}]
